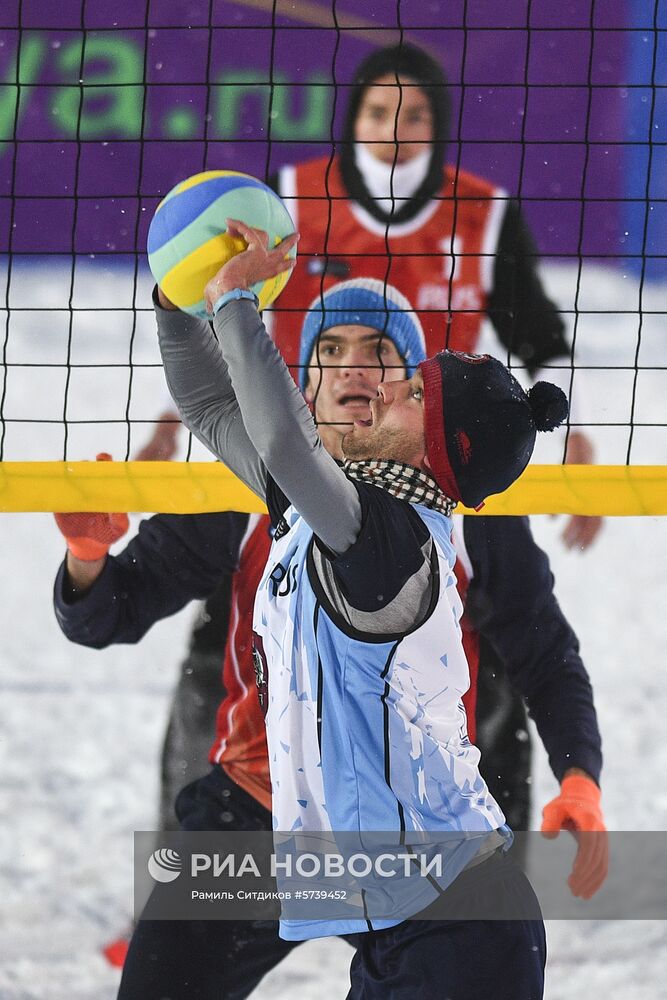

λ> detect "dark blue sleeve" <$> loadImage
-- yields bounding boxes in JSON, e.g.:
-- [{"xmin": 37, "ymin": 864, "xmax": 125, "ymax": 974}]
[
  {"xmin": 323, "ymin": 482, "xmax": 430, "ymax": 611},
  {"xmin": 53, "ymin": 512, "xmax": 248, "ymax": 649},
  {"xmin": 463, "ymin": 515, "xmax": 602, "ymax": 784},
  {"xmin": 488, "ymin": 201, "xmax": 570, "ymax": 375}
]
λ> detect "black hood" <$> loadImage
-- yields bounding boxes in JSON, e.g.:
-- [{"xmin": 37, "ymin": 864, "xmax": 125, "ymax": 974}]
[{"xmin": 339, "ymin": 43, "xmax": 450, "ymax": 226}]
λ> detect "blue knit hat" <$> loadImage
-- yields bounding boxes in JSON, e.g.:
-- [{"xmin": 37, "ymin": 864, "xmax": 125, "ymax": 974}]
[{"xmin": 298, "ymin": 278, "xmax": 426, "ymax": 389}]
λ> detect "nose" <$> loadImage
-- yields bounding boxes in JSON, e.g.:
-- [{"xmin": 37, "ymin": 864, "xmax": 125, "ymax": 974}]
[
  {"xmin": 340, "ymin": 349, "xmax": 369, "ymax": 377},
  {"xmin": 380, "ymin": 119, "xmax": 398, "ymax": 142},
  {"xmin": 377, "ymin": 380, "xmax": 402, "ymax": 403},
  {"xmin": 377, "ymin": 379, "xmax": 413, "ymax": 404}
]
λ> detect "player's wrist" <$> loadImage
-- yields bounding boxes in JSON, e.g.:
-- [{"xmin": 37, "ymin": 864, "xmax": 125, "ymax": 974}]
[
  {"xmin": 211, "ymin": 288, "xmax": 259, "ymax": 315},
  {"xmin": 560, "ymin": 772, "xmax": 601, "ymax": 801},
  {"xmin": 65, "ymin": 550, "xmax": 107, "ymax": 592},
  {"xmin": 562, "ymin": 766, "xmax": 597, "ymax": 785}
]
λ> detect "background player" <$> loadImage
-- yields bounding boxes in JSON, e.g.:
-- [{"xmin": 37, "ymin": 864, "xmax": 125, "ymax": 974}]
[
  {"xmin": 133, "ymin": 42, "xmax": 603, "ymax": 859},
  {"xmin": 54, "ymin": 276, "xmax": 607, "ymax": 997}
]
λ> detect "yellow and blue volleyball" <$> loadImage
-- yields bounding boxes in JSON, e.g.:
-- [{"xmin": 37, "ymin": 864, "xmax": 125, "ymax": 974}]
[{"xmin": 147, "ymin": 170, "xmax": 296, "ymax": 319}]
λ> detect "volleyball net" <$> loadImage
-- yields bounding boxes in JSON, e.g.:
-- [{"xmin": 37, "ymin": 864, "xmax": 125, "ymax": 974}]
[{"xmin": 1, "ymin": 0, "xmax": 665, "ymax": 514}]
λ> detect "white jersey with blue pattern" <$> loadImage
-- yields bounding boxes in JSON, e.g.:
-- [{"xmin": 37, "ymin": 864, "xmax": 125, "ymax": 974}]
[{"xmin": 253, "ymin": 500, "xmax": 508, "ymax": 939}]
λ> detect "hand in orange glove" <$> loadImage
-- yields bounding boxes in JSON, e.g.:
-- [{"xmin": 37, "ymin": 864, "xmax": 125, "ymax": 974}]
[
  {"xmin": 54, "ymin": 453, "xmax": 129, "ymax": 562},
  {"xmin": 541, "ymin": 771, "xmax": 609, "ymax": 899}
]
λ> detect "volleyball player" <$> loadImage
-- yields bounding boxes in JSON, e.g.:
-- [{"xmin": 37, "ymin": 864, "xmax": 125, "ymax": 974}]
[
  {"xmin": 54, "ymin": 274, "xmax": 606, "ymax": 997},
  {"xmin": 148, "ymin": 222, "xmax": 584, "ymax": 997}
]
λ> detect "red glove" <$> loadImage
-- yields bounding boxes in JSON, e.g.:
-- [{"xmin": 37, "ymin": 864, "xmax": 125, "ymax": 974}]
[
  {"xmin": 541, "ymin": 773, "xmax": 609, "ymax": 899},
  {"xmin": 54, "ymin": 454, "xmax": 129, "ymax": 561}
]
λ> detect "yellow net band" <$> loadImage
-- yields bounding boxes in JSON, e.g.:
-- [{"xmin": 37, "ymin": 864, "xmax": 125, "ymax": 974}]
[{"xmin": 1, "ymin": 462, "xmax": 665, "ymax": 516}]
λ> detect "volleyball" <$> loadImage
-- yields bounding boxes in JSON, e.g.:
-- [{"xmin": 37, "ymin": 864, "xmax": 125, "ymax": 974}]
[{"xmin": 147, "ymin": 170, "xmax": 296, "ymax": 319}]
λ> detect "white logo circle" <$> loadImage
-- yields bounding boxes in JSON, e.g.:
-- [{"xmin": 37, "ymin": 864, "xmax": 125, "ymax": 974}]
[{"xmin": 148, "ymin": 848, "xmax": 182, "ymax": 883}]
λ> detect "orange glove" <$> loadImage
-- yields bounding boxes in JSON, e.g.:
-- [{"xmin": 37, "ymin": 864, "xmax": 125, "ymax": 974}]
[
  {"xmin": 54, "ymin": 454, "xmax": 129, "ymax": 561},
  {"xmin": 541, "ymin": 773, "xmax": 609, "ymax": 899}
]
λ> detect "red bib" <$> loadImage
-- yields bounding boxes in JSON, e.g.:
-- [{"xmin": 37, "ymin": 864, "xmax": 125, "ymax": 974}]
[{"xmin": 271, "ymin": 155, "xmax": 505, "ymax": 370}]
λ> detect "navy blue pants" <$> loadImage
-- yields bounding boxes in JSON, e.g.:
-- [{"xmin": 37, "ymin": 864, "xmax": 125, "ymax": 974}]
[
  {"xmin": 119, "ymin": 768, "xmax": 303, "ymax": 999},
  {"xmin": 349, "ymin": 916, "xmax": 545, "ymax": 1000},
  {"xmin": 118, "ymin": 767, "xmax": 544, "ymax": 999},
  {"xmin": 348, "ymin": 853, "xmax": 545, "ymax": 999}
]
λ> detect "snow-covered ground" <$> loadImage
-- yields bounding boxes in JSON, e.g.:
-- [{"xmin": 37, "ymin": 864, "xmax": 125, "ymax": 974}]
[{"xmin": 0, "ymin": 261, "xmax": 666, "ymax": 998}]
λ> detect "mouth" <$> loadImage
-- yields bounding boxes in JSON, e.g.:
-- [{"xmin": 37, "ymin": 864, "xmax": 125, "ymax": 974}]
[
  {"xmin": 353, "ymin": 396, "xmax": 379, "ymax": 428},
  {"xmin": 337, "ymin": 392, "xmax": 374, "ymax": 409},
  {"xmin": 334, "ymin": 389, "xmax": 377, "ymax": 429}
]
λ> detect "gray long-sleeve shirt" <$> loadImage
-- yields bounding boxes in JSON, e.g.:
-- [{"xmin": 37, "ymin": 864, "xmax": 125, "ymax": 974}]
[
  {"xmin": 155, "ymin": 294, "xmax": 444, "ymax": 638},
  {"xmin": 155, "ymin": 294, "xmax": 361, "ymax": 555}
]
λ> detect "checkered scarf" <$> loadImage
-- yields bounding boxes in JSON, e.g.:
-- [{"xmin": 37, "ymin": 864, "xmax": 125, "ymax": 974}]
[{"xmin": 342, "ymin": 459, "xmax": 456, "ymax": 516}]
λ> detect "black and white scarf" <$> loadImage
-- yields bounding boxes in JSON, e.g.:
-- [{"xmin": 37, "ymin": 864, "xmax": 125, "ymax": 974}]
[{"xmin": 342, "ymin": 459, "xmax": 456, "ymax": 516}]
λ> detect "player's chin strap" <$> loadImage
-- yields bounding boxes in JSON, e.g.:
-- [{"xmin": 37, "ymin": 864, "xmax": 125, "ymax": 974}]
[{"xmin": 342, "ymin": 459, "xmax": 456, "ymax": 516}]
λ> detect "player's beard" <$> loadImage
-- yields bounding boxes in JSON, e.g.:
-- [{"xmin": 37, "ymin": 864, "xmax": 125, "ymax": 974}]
[{"xmin": 342, "ymin": 423, "xmax": 420, "ymax": 465}]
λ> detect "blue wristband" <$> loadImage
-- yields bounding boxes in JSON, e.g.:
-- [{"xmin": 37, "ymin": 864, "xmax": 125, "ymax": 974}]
[{"xmin": 212, "ymin": 288, "xmax": 259, "ymax": 315}]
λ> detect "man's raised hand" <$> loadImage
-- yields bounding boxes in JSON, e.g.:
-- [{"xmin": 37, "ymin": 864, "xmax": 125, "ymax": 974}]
[
  {"xmin": 203, "ymin": 219, "xmax": 298, "ymax": 313},
  {"xmin": 54, "ymin": 453, "xmax": 129, "ymax": 563}
]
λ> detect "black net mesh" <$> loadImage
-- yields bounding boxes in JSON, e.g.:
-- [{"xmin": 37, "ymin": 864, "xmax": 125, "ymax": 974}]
[{"xmin": 0, "ymin": 0, "xmax": 665, "ymax": 473}]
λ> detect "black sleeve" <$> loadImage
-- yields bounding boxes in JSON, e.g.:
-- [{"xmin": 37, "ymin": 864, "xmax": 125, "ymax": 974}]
[
  {"xmin": 188, "ymin": 574, "xmax": 234, "ymax": 657},
  {"xmin": 311, "ymin": 482, "xmax": 434, "ymax": 634},
  {"xmin": 265, "ymin": 473, "xmax": 291, "ymax": 529},
  {"xmin": 463, "ymin": 515, "xmax": 602, "ymax": 784},
  {"xmin": 486, "ymin": 201, "xmax": 571, "ymax": 376},
  {"xmin": 53, "ymin": 512, "xmax": 248, "ymax": 649}
]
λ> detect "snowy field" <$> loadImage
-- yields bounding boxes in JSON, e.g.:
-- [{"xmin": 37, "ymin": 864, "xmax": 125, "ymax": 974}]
[{"xmin": 0, "ymin": 261, "xmax": 666, "ymax": 998}]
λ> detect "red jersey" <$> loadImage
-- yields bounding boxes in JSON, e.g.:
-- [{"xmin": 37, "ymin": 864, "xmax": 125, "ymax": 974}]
[
  {"xmin": 209, "ymin": 514, "xmax": 272, "ymax": 809},
  {"xmin": 209, "ymin": 514, "xmax": 479, "ymax": 811},
  {"xmin": 270, "ymin": 155, "xmax": 506, "ymax": 370}
]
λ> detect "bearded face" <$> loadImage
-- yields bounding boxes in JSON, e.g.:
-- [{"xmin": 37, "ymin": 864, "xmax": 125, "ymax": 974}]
[{"xmin": 341, "ymin": 372, "xmax": 427, "ymax": 471}]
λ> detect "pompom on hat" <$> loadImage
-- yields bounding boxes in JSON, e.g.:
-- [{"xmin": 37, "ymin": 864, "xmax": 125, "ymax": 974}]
[
  {"xmin": 299, "ymin": 278, "xmax": 426, "ymax": 389},
  {"xmin": 419, "ymin": 350, "xmax": 569, "ymax": 509}
]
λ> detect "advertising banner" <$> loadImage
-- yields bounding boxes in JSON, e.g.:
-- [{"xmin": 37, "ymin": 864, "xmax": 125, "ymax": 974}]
[{"xmin": 1, "ymin": 0, "xmax": 632, "ymax": 260}]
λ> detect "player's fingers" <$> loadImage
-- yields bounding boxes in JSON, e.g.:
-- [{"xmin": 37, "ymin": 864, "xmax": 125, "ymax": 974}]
[
  {"xmin": 567, "ymin": 829, "xmax": 595, "ymax": 894},
  {"xmin": 254, "ymin": 258, "xmax": 296, "ymax": 283},
  {"xmin": 568, "ymin": 830, "xmax": 609, "ymax": 898},
  {"xmin": 586, "ymin": 836, "xmax": 609, "ymax": 897},
  {"xmin": 223, "ymin": 219, "xmax": 246, "ymax": 240},
  {"xmin": 226, "ymin": 218, "xmax": 268, "ymax": 248},
  {"xmin": 578, "ymin": 516, "xmax": 603, "ymax": 550},
  {"xmin": 273, "ymin": 258, "xmax": 296, "ymax": 273},
  {"xmin": 541, "ymin": 801, "xmax": 566, "ymax": 835},
  {"xmin": 570, "ymin": 853, "xmax": 605, "ymax": 898},
  {"xmin": 573, "ymin": 831, "xmax": 609, "ymax": 898},
  {"xmin": 561, "ymin": 515, "xmax": 581, "ymax": 549},
  {"xmin": 274, "ymin": 231, "xmax": 299, "ymax": 254},
  {"xmin": 562, "ymin": 515, "xmax": 603, "ymax": 551},
  {"xmin": 562, "ymin": 515, "xmax": 589, "ymax": 550}
]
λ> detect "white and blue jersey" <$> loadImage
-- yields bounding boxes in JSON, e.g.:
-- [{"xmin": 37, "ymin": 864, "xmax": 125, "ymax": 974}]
[{"xmin": 253, "ymin": 480, "xmax": 508, "ymax": 939}]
